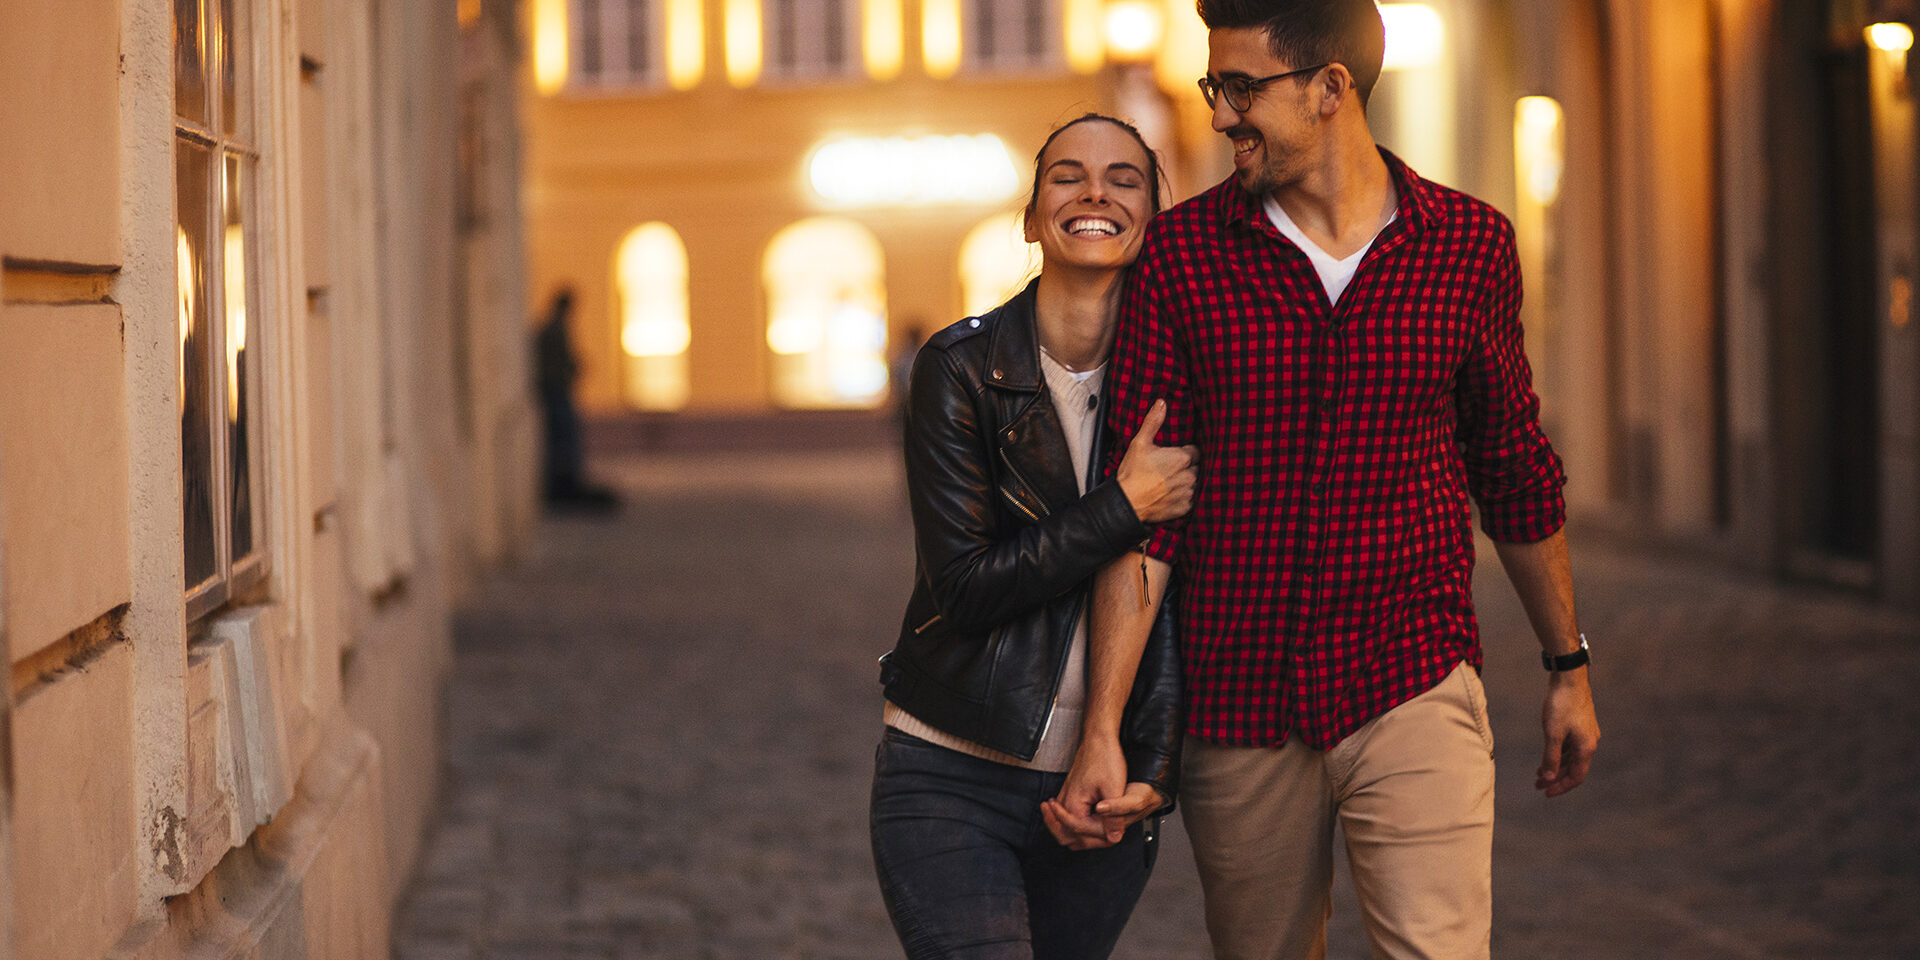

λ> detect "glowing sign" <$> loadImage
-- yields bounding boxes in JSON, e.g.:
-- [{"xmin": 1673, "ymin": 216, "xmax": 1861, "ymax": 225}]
[{"xmin": 808, "ymin": 134, "xmax": 1021, "ymax": 207}]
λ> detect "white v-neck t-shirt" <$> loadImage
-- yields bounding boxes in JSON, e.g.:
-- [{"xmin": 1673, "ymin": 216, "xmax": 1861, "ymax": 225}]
[{"xmin": 1263, "ymin": 193, "xmax": 1396, "ymax": 307}]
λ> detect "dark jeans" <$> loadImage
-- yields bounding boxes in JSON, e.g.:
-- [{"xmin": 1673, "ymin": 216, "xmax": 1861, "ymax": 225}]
[{"xmin": 870, "ymin": 728, "xmax": 1159, "ymax": 960}]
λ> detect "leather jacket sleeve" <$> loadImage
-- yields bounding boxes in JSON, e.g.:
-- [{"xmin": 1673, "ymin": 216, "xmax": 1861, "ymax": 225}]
[{"xmin": 905, "ymin": 343, "xmax": 1149, "ymax": 635}]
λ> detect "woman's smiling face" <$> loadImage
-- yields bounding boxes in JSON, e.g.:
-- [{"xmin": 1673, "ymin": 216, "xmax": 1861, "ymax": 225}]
[{"xmin": 1024, "ymin": 120, "xmax": 1156, "ymax": 275}]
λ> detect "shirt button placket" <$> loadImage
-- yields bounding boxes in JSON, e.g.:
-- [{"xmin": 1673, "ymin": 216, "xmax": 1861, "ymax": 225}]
[{"xmin": 1300, "ymin": 329, "xmax": 1340, "ymax": 628}]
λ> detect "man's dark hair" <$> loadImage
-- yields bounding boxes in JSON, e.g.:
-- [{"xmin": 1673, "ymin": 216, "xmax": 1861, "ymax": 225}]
[{"xmin": 1196, "ymin": 0, "xmax": 1386, "ymax": 106}]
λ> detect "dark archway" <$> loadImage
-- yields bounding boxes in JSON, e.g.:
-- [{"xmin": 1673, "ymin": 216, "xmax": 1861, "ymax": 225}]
[{"xmin": 1768, "ymin": 0, "xmax": 1881, "ymax": 571}]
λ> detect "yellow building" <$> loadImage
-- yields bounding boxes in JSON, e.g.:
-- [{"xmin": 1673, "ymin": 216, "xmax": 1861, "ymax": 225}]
[
  {"xmin": 0, "ymin": 0, "xmax": 534, "ymax": 954},
  {"xmin": 521, "ymin": 0, "xmax": 1233, "ymax": 414},
  {"xmin": 526, "ymin": 0, "xmax": 1920, "ymax": 608}
]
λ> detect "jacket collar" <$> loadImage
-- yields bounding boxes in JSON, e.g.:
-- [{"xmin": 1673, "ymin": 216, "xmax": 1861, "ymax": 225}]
[{"xmin": 983, "ymin": 277, "xmax": 1045, "ymax": 392}]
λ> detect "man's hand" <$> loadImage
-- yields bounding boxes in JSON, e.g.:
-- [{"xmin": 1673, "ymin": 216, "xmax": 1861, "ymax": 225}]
[
  {"xmin": 1537, "ymin": 668, "xmax": 1599, "ymax": 797},
  {"xmin": 1047, "ymin": 735, "xmax": 1127, "ymax": 848},
  {"xmin": 1493, "ymin": 530, "xmax": 1600, "ymax": 798},
  {"xmin": 1043, "ymin": 781, "xmax": 1164, "ymax": 850}
]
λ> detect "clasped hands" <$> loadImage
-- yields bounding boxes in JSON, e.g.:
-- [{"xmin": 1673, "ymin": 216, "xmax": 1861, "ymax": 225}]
[{"xmin": 1042, "ymin": 735, "xmax": 1163, "ymax": 850}]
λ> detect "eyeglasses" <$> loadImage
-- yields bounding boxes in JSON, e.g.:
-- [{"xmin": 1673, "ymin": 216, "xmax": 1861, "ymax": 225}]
[{"xmin": 1197, "ymin": 63, "xmax": 1330, "ymax": 113}]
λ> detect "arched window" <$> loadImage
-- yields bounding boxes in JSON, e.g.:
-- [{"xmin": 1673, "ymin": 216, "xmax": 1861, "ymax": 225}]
[
  {"xmin": 959, "ymin": 211, "xmax": 1038, "ymax": 317},
  {"xmin": 763, "ymin": 217, "xmax": 889, "ymax": 408},
  {"xmin": 616, "ymin": 222, "xmax": 692, "ymax": 411}
]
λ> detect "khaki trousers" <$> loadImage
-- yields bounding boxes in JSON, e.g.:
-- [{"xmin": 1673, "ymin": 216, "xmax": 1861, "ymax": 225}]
[{"xmin": 1181, "ymin": 662, "xmax": 1496, "ymax": 960}]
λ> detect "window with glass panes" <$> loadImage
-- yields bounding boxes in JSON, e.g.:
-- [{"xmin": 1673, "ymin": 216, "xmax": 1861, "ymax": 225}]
[
  {"xmin": 571, "ymin": 0, "xmax": 663, "ymax": 88},
  {"xmin": 174, "ymin": 0, "xmax": 266, "ymax": 619},
  {"xmin": 765, "ymin": 0, "xmax": 860, "ymax": 80},
  {"xmin": 964, "ymin": 0, "xmax": 1056, "ymax": 71}
]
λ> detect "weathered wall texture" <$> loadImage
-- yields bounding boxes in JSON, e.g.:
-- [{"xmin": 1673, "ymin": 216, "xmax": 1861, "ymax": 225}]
[{"xmin": 0, "ymin": 0, "xmax": 534, "ymax": 953}]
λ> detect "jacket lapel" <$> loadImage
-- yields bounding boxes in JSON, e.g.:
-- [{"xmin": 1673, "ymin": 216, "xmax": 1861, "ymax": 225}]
[{"xmin": 985, "ymin": 282, "xmax": 1083, "ymax": 514}]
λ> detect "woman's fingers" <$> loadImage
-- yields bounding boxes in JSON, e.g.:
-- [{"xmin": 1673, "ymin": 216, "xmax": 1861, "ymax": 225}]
[{"xmin": 1041, "ymin": 799, "xmax": 1116, "ymax": 850}]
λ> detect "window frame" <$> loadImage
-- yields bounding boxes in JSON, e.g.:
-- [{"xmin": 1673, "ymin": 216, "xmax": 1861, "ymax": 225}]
[
  {"xmin": 175, "ymin": 0, "xmax": 270, "ymax": 623},
  {"xmin": 569, "ymin": 0, "xmax": 668, "ymax": 91},
  {"xmin": 761, "ymin": 0, "xmax": 863, "ymax": 83},
  {"xmin": 962, "ymin": 0, "xmax": 1060, "ymax": 74}
]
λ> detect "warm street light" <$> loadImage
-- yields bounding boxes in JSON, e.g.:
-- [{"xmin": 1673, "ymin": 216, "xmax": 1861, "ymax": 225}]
[
  {"xmin": 1867, "ymin": 22, "xmax": 1913, "ymax": 100},
  {"xmin": 923, "ymin": 0, "xmax": 963, "ymax": 79},
  {"xmin": 1515, "ymin": 96, "xmax": 1566, "ymax": 206},
  {"xmin": 667, "ymin": 0, "xmax": 705, "ymax": 90},
  {"xmin": 808, "ymin": 134, "xmax": 1020, "ymax": 207},
  {"xmin": 1868, "ymin": 22, "xmax": 1915, "ymax": 53},
  {"xmin": 725, "ymin": 0, "xmax": 763, "ymax": 87},
  {"xmin": 865, "ymin": 0, "xmax": 906, "ymax": 81},
  {"xmin": 1380, "ymin": 4, "xmax": 1445, "ymax": 72},
  {"xmin": 1065, "ymin": 0, "xmax": 1105, "ymax": 73},
  {"xmin": 532, "ymin": 0, "xmax": 568, "ymax": 94},
  {"xmin": 1104, "ymin": 0, "xmax": 1165, "ymax": 64}
]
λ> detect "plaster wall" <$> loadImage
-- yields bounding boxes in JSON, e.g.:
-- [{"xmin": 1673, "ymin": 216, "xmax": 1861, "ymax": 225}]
[
  {"xmin": 0, "ymin": 0, "xmax": 121, "ymax": 265},
  {"xmin": 1868, "ymin": 33, "xmax": 1920, "ymax": 607},
  {"xmin": 121, "ymin": 0, "xmax": 195, "ymax": 911},
  {"xmin": 1716, "ymin": 0, "xmax": 1781, "ymax": 561},
  {"xmin": 1524, "ymin": 0, "xmax": 1619, "ymax": 509},
  {"xmin": 11, "ymin": 642, "xmax": 138, "ymax": 960},
  {"xmin": 1638, "ymin": 0, "xmax": 1722, "ymax": 531},
  {"xmin": 0, "ymin": 0, "xmax": 532, "ymax": 951},
  {"xmin": 0, "ymin": 268, "xmax": 14, "ymax": 957},
  {"xmin": 0, "ymin": 304, "xmax": 133, "ymax": 661}
]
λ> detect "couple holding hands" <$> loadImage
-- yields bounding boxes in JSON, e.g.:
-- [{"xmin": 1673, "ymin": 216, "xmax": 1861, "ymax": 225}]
[{"xmin": 870, "ymin": 1, "xmax": 1602, "ymax": 958}]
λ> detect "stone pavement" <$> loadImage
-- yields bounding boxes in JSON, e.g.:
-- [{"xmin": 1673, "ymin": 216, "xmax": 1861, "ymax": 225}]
[{"xmin": 393, "ymin": 445, "xmax": 1920, "ymax": 960}]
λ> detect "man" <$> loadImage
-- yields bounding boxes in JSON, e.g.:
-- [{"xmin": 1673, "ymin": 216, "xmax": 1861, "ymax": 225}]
[
  {"xmin": 1046, "ymin": 1, "xmax": 1601, "ymax": 957},
  {"xmin": 533, "ymin": 287, "xmax": 620, "ymax": 512}
]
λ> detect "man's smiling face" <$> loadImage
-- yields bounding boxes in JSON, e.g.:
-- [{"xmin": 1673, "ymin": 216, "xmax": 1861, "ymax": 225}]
[{"xmin": 1206, "ymin": 25, "xmax": 1323, "ymax": 196}]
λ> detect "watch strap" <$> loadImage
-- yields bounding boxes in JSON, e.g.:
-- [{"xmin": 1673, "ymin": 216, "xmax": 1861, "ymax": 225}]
[{"xmin": 1542, "ymin": 635, "xmax": 1590, "ymax": 672}]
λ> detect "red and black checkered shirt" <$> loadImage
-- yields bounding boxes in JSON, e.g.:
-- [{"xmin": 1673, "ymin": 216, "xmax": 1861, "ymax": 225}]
[{"xmin": 1105, "ymin": 150, "xmax": 1567, "ymax": 749}]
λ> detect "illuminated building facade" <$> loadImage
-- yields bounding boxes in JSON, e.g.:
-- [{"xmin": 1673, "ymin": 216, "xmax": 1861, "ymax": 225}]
[
  {"xmin": 1486, "ymin": 0, "xmax": 1920, "ymax": 609},
  {"xmin": 0, "ymin": 0, "xmax": 534, "ymax": 954},
  {"xmin": 521, "ymin": 0, "xmax": 1232, "ymax": 413},
  {"xmin": 526, "ymin": 0, "xmax": 1920, "ymax": 605}
]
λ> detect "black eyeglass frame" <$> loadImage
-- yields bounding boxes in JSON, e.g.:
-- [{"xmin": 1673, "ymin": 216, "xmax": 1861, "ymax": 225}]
[{"xmin": 1197, "ymin": 63, "xmax": 1332, "ymax": 112}]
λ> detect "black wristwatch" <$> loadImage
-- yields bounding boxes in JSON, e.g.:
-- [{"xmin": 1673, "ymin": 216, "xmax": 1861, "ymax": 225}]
[{"xmin": 1542, "ymin": 634, "xmax": 1590, "ymax": 672}]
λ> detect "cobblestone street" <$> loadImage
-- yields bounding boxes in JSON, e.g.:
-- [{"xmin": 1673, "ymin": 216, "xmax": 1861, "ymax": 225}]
[{"xmin": 394, "ymin": 442, "xmax": 1920, "ymax": 960}]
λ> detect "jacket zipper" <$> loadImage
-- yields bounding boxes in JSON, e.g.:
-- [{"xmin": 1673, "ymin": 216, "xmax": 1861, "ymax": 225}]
[
  {"xmin": 913, "ymin": 613, "xmax": 942, "ymax": 634},
  {"xmin": 997, "ymin": 448, "xmax": 1050, "ymax": 519},
  {"xmin": 999, "ymin": 486, "xmax": 1040, "ymax": 521}
]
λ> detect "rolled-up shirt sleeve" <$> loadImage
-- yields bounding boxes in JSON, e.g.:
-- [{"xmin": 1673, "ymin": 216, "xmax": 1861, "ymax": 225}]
[
  {"xmin": 1454, "ymin": 219, "xmax": 1567, "ymax": 542},
  {"xmin": 1104, "ymin": 237, "xmax": 1197, "ymax": 563}
]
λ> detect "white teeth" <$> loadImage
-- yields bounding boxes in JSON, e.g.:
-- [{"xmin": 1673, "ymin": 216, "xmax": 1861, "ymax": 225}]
[{"xmin": 1065, "ymin": 217, "xmax": 1120, "ymax": 236}]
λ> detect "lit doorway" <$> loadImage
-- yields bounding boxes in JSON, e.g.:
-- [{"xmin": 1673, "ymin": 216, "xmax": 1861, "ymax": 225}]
[
  {"xmin": 616, "ymin": 222, "xmax": 692, "ymax": 411},
  {"xmin": 764, "ymin": 217, "xmax": 890, "ymax": 408}
]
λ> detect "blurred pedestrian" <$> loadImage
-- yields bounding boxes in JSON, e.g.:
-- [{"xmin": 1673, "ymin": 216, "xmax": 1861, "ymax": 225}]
[
  {"xmin": 533, "ymin": 286, "xmax": 620, "ymax": 513},
  {"xmin": 1052, "ymin": 2, "xmax": 1602, "ymax": 958},
  {"xmin": 870, "ymin": 114, "xmax": 1197, "ymax": 960}
]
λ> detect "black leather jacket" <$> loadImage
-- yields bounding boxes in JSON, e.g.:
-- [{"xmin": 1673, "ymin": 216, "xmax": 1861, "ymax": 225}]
[{"xmin": 879, "ymin": 281, "xmax": 1184, "ymax": 803}]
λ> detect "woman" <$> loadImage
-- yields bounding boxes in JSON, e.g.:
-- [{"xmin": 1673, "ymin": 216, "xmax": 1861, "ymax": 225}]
[{"xmin": 871, "ymin": 114, "xmax": 1197, "ymax": 960}]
